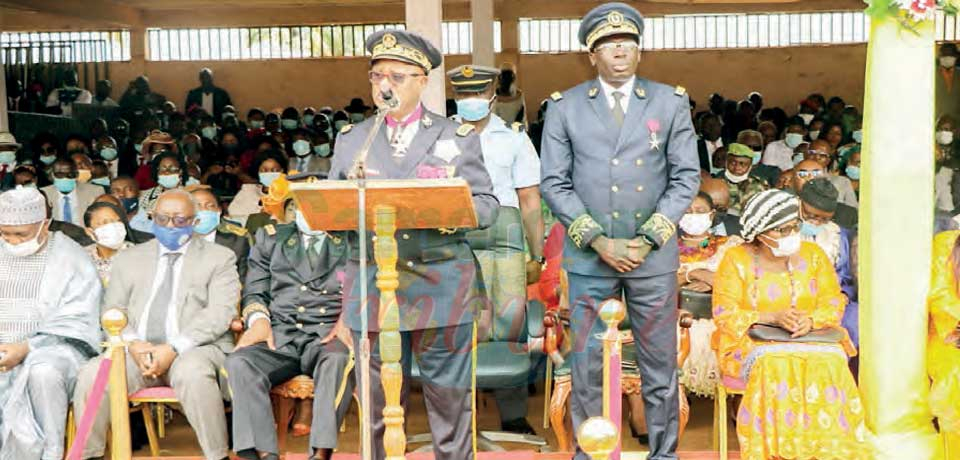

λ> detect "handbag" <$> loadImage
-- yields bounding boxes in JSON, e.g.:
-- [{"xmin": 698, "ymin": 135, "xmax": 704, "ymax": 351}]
[{"xmin": 747, "ymin": 322, "xmax": 845, "ymax": 344}]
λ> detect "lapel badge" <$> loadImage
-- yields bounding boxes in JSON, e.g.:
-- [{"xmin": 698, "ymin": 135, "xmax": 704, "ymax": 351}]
[
  {"xmin": 635, "ymin": 87, "xmax": 646, "ymax": 99},
  {"xmin": 287, "ymin": 236, "xmax": 298, "ymax": 247},
  {"xmin": 588, "ymin": 87, "xmax": 599, "ymax": 98},
  {"xmin": 422, "ymin": 115, "xmax": 433, "ymax": 128}
]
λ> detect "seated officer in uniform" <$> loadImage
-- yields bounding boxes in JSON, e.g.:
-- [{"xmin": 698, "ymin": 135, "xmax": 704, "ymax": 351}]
[{"xmin": 225, "ymin": 173, "xmax": 353, "ymax": 460}]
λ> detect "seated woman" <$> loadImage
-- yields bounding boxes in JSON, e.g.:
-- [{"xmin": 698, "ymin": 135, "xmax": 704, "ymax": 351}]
[
  {"xmin": 677, "ymin": 191, "xmax": 743, "ymax": 398},
  {"xmin": 82, "ymin": 201, "xmax": 147, "ymax": 284},
  {"xmin": 228, "ymin": 149, "xmax": 288, "ymax": 230},
  {"xmin": 928, "ymin": 231, "xmax": 960, "ymax": 454},
  {"xmin": 712, "ymin": 189, "xmax": 866, "ymax": 460}
]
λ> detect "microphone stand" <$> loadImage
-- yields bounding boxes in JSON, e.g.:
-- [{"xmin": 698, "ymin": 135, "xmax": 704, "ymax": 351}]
[{"xmin": 349, "ymin": 96, "xmax": 397, "ymax": 460}]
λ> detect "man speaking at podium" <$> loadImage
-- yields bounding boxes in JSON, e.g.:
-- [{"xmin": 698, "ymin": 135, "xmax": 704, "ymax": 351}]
[{"xmin": 328, "ymin": 29, "xmax": 498, "ymax": 460}]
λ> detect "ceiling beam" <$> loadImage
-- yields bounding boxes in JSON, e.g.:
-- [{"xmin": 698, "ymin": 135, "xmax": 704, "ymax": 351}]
[{"xmin": 0, "ymin": 0, "xmax": 141, "ymax": 28}]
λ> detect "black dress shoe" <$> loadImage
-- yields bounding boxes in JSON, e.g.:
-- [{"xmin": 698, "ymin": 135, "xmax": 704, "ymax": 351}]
[
  {"xmin": 630, "ymin": 425, "xmax": 649, "ymax": 445},
  {"xmin": 501, "ymin": 417, "xmax": 536, "ymax": 435}
]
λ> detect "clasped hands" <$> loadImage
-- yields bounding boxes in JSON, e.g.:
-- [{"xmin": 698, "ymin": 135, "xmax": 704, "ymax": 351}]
[
  {"xmin": 591, "ymin": 235, "xmax": 652, "ymax": 273},
  {"xmin": 129, "ymin": 340, "xmax": 178, "ymax": 379},
  {"xmin": 766, "ymin": 308, "xmax": 814, "ymax": 339}
]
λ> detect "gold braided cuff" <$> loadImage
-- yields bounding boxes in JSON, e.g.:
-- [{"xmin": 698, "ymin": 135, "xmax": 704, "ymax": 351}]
[
  {"xmin": 568, "ymin": 214, "xmax": 604, "ymax": 249},
  {"xmin": 639, "ymin": 212, "xmax": 676, "ymax": 249},
  {"xmin": 241, "ymin": 303, "xmax": 270, "ymax": 324}
]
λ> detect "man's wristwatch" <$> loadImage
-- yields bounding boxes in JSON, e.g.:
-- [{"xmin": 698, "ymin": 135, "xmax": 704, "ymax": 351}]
[{"xmin": 534, "ymin": 255, "xmax": 546, "ymax": 265}]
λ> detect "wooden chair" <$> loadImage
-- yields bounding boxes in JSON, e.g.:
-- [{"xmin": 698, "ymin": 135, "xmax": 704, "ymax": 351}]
[
  {"xmin": 129, "ymin": 386, "xmax": 178, "ymax": 456},
  {"xmin": 713, "ymin": 374, "xmax": 746, "ymax": 460}
]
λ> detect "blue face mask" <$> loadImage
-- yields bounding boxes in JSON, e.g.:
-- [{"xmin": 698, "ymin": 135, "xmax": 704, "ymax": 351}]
[
  {"xmin": 292, "ymin": 139, "xmax": 311, "ymax": 157},
  {"xmin": 194, "ymin": 210, "xmax": 221, "ymax": 235},
  {"xmin": 249, "ymin": 120, "xmax": 265, "ymax": 130},
  {"xmin": 201, "ymin": 126, "xmax": 218, "ymax": 140},
  {"xmin": 157, "ymin": 174, "xmax": 180, "ymax": 189},
  {"xmin": 799, "ymin": 221, "xmax": 823, "ymax": 237},
  {"xmin": 120, "ymin": 197, "xmax": 138, "ymax": 214},
  {"xmin": 134, "ymin": 143, "xmax": 142, "ymax": 153},
  {"xmin": 303, "ymin": 114, "xmax": 315, "ymax": 126},
  {"xmin": 152, "ymin": 222, "xmax": 194, "ymax": 250},
  {"xmin": 40, "ymin": 154, "xmax": 57, "ymax": 165},
  {"xmin": 90, "ymin": 177, "xmax": 111, "ymax": 187},
  {"xmin": 54, "ymin": 177, "xmax": 77, "ymax": 194},
  {"xmin": 350, "ymin": 113, "xmax": 365, "ymax": 123},
  {"xmin": 259, "ymin": 171, "xmax": 281, "ymax": 187},
  {"xmin": 852, "ymin": 130, "xmax": 863, "ymax": 144},
  {"xmin": 314, "ymin": 143, "xmax": 331, "ymax": 157},
  {"xmin": 281, "ymin": 119, "xmax": 299, "ymax": 130},
  {"xmin": 455, "ymin": 97, "xmax": 493, "ymax": 122},
  {"xmin": 100, "ymin": 147, "xmax": 118, "ymax": 161},
  {"xmin": 0, "ymin": 151, "xmax": 15, "ymax": 165},
  {"xmin": 845, "ymin": 165, "xmax": 861, "ymax": 180}
]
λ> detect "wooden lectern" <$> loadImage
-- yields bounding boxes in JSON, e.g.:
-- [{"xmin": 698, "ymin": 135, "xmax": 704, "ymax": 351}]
[{"xmin": 289, "ymin": 177, "xmax": 478, "ymax": 459}]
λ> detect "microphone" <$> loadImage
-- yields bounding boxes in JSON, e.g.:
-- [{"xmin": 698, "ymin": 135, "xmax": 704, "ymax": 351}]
[{"xmin": 380, "ymin": 89, "xmax": 400, "ymax": 110}]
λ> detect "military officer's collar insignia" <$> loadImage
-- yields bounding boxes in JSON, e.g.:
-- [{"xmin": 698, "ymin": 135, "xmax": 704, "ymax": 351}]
[
  {"xmin": 287, "ymin": 235, "xmax": 298, "ymax": 247},
  {"xmin": 382, "ymin": 33, "xmax": 397, "ymax": 48},
  {"xmin": 456, "ymin": 123, "xmax": 475, "ymax": 137},
  {"xmin": 674, "ymin": 86, "xmax": 687, "ymax": 96},
  {"xmin": 608, "ymin": 11, "xmax": 624, "ymax": 26},
  {"xmin": 588, "ymin": 87, "xmax": 599, "ymax": 98},
  {"xmin": 550, "ymin": 91, "xmax": 563, "ymax": 102},
  {"xmin": 635, "ymin": 87, "xmax": 646, "ymax": 99},
  {"xmin": 422, "ymin": 115, "xmax": 433, "ymax": 128}
]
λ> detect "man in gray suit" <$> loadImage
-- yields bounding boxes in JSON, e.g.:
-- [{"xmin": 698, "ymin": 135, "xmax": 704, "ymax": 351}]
[
  {"xmin": 41, "ymin": 158, "xmax": 102, "ymax": 227},
  {"xmin": 226, "ymin": 172, "xmax": 353, "ymax": 460},
  {"xmin": 73, "ymin": 189, "xmax": 240, "ymax": 460},
  {"xmin": 539, "ymin": 3, "xmax": 700, "ymax": 459},
  {"xmin": 328, "ymin": 29, "xmax": 498, "ymax": 460}
]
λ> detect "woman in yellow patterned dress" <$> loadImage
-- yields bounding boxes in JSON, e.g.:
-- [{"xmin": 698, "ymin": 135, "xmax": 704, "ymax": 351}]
[
  {"xmin": 928, "ymin": 230, "xmax": 960, "ymax": 456},
  {"xmin": 712, "ymin": 189, "xmax": 867, "ymax": 460}
]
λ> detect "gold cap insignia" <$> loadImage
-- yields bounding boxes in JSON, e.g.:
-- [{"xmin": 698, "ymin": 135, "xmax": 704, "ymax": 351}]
[
  {"xmin": 462, "ymin": 66, "xmax": 474, "ymax": 78},
  {"xmin": 608, "ymin": 11, "xmax": 624, "ymax": 26},
  {"xmin": 382, "ymin": 33, "xmax": 397, "ymax": 48}
]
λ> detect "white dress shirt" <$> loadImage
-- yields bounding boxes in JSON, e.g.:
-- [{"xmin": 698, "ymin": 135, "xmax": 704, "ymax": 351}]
[
  {"xmin": 762, "ymin": 140, "xmax": 796, "ymax": 172},
  {"xmin": 105, "ymin": 160, "xmax": 119, "ymax": 178},
  {"xmin": 55, "ymin": 190, "xmax": 81, "ymax": 226},
  {"xmin": 126, "ymin": 241, "xmax": 194, "ymax": 353},
  {"xmin": 599, "ymin": 75, "xmax": 636, "ymax": 113},
  {"xmin": 201, "ymin": 92, "xmax": 214, "ymax": 116}
]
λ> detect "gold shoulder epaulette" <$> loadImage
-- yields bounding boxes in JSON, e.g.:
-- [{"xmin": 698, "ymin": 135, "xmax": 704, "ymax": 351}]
[
  {"xmin": 457, "ymin": 123, "xmax": 475, "ymax": 137},
  {"xmin": 264, "ymin": 224, "xmax": 276, "ymax": 236},
  {"xmin": 512, "ymin": 122, "xmax": 525, "ymax": 133},
  {"xmin": 550, "ymin": 91, "xmax": 563, "ymax": 102},
  {"xmin": 674, "ymin": 86, "xmax": 686, "ymax": 96},
  {"xmin": 340, "ymin": 123, "xmax": 353, "ymax": 134},
  {"xmin": 222, "ymin": 222, "xmax": 248, "ymax": 237}
]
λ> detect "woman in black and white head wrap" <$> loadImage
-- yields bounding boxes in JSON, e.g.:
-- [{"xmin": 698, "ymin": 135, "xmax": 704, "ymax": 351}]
[{"xmin": 739, "ymin": 188, "xmax": 800, "ymax": 248}]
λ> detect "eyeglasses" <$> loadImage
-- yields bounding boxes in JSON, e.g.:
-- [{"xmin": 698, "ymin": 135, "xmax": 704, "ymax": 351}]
[
  {"xmin": 53, "ymin": 171, "xmax": 78, "ymax": 179},
  {"xmin": 152, "ymin": 213, "xmax": 195, "ymax": 227},
  {"xmin": 800, "ymin": 207, "xmax": 831, "ymax": 225},
  {"xmin": 158, "ymin": 166, "xmax": 181, "ymax": 174},
  {"xmin": 806, "ymin": 149, "xmax": 830, "ymax": 158},
  {"xmin": 796, "ymin": 169, "xmax": 823, "ymax": 179},
  {"xmin": 368, "ymin": 70, "xmax": 425, "ymax": 85},
  {"xmin": 769, "ymin": 222, "xmax": 800, "ymax": 235},
  {"xmin": 593, "ymin": 41, "xmax": 639, "ymax": 53}
]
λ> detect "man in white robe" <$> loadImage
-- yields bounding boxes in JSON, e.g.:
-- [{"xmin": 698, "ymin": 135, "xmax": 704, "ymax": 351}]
[{"xmin": 0, "ymin": 186, "xmax": 102, "ymax": 460}]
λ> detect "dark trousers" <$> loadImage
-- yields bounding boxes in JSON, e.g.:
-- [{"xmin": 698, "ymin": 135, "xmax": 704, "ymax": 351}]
[
  {"xmin": 225, "ymin": 333, "xmax": 353, "ymax": 455},
  {"xmin": 567, "ymin": 272, "xmax": 679, "ymax": 460},
  {"xmin": 353, "ymin": 323, "xmax": 474, "ymax": 460}
]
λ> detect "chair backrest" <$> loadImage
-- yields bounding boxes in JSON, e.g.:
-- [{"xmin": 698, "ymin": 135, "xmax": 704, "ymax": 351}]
[{"xmin": 488, "ymin": 295, "xmax": 529, "ymax": 343}]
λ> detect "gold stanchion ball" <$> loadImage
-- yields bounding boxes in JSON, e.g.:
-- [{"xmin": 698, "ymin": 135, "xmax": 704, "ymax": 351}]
[
  {"xmin": 577, "ymin": 416, "xmax": 619, "ymax": 459},
  {"xmin": 101, "ymin": 308, "xmax": 128, "ymax": 336},
  {"xmin": 599, "ymin": 298, "xmax": 626, "ymax": 325}
]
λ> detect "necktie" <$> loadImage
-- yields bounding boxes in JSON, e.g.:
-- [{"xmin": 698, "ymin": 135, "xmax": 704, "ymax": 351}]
[
  {"xmin": 62, "ymin": 195, "xmax": 73, "ymax": 224},
  {"xmin": 612, "ymin": 91, "xmax": 625, "ymax": 127},
  {"xmin": 306, "ymin": 236, "xmax": 323, "ymax": 270},
  {"xmin": 145, "ymin": 253, "xmax": 181, "ymax": 344}
]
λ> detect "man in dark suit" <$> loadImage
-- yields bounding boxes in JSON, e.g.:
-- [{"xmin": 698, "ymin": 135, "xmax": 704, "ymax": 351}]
[
  {"xmin": 539, "ymin": 4, "xmax": 700, "ymax": 459},
  {"xmin": 188, "ymin": 185, "xmax": 252, "ymax": 281},
  {"xmin": 696, "ymin": 113, "xmax": 724, "ymax": 174},
  {"xmin": 185, "ymin": 68, "xmax": 233, "ymax": 120}
]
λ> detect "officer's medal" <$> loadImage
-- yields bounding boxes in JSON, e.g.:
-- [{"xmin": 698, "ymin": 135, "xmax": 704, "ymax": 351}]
[{"xmin": 389, "ymin": 125, "xmax": 408, "ymax": 158}]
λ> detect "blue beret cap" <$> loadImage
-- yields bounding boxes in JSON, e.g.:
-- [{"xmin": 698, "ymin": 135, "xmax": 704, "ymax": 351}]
[{"xmin": 578, "ymin": 2, "xmax": 645, "ymax": 49}]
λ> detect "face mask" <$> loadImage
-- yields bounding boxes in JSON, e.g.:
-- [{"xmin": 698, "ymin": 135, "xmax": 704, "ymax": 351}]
[
  {"xmin": 725, "ymin": 169, "xmax": 749, "ymax": 184},
  {"xmin": 350, "ymin": 113, "xmax": 365, "ymax": 123},
  {"xmin": 751, "ymin": 151, "xmax": 761, "ymax": 166},
  {"xmin": 201, "ymin": 126, "xmax": 218, "ymax": 140},
  {"xmin": 2, "ymin": 220, "xmax": 48, "ymax": 258},
  {"xmin": 93, "ymin": 222, "xmax": 127, "ymax": 249},
  {"xmin": 937, "ymin": 130, "xmax": 955, "ymax": 146},
  {"xmin": 303, "ymin": 114, "xmax": 315, "ymax": 126},
  {"xmin": 852, "ymin": 130, "xmax": 863, "ymax": 143},
  {"xmin": 799, "ymin": 221, "xmax": 823, "ymax": 237},
  {"xmin": 120, "ymin": 197, "xmax": 139, "ymax": 214},
  {"xmin": 784, "ymin": 133, "xmax": 805, "ymax": 149},
  {"xmin": 941, "ymin": 56, "xmax": 957, "ymax": 68},
  {"xmin": 185, "ymin": 177, "xmax": 200, "ymax": 186},
  {"xmin": 134, "ymin": 143, "xmax": 142, "ymax": 153},
  {"xmin": 679, "ymin": 212, "xmax": 713, "ymax": 236},
  {"xmin": 40, "ymin": 155, "xmax": 57, "ymax": 165},
  {"xmin": 0, "ymin": 152, "xmax": 15, "ymax": 166},
  {"xmin": 100, "ymin": 147, "xmax": 118, "ymax": 161},
  {"xmin": 281, "ymin": 119, "xmax": 299, "ymax": 130},
  {"xmin": 194, "ymin": 210, "xmax": 221, "ymax": 235},
  {"xmin": 792, "ymin": 153, "xmax": 805, "ymax": 166},
  {"xmin": 314, "ymin": 143, "xmax": 332, "ymax": 157},
  {"xmin": 799, "ymin": 113, "xmax": 814, "ymax": 126},
  {"xmin": 259, "ymin": 171, "xmax": 281, "ymax": 187},
  {"xmin": 710, "ymin": 166, "xmax": 725, "ymax": 176},
  {"xmin": 157, "ymin": 174, "xmax": 180, "ymax": 189},
  {"xmin": 152, "ymin": 221, "xmax": 194, "ymax": 251},
  {"xmin": 334, "ymin": 120, "xmax": 348, "ymax": 131},
  {"xmin": 250, "ymin": 120, "xmax": 265, "ymax": 130},
  {"xmin": 295, "ymin": 210, "xmax": 325, "ymax": 236},
  {"xmin": 77, "ymin": 169, "xmax": 92, "ymax": 183},
  {"xmin": 292, "ymin": 139, "xmax": 311, "ymax": 157},
  {"xmin": 90, "ymin": 177, "xmax": 111, "ymax": 187},
  {"xmin": 456, "ymin": 96, "xmax": 493, "ymax": 122},
  {"xmin": 808, "ymin": 130, "xmax": 820, "ymax": 141},
  {"xmin": 845, "ymin": 165, "xmax": 861, "ymax": 180},
  {"xmin": 54, "ymin": 177, "xmax": 77, "ymax": 193},
  {"xmin": 761, "ymin": 233, "xmax": 801, "ymax": 257},
  {"xmin": 325, "ymin": 128, "xmax": 334, "ymax": 139}
]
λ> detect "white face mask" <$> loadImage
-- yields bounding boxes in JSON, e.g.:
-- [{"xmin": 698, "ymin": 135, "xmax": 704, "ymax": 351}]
[
  {"xmin": 761, "ymin": 233, "xmax": 802, "ymax": 257},
  {"xmin": 679, "ymin": 212, "xmax": 713, "ymax": 236},
  {"xmin": 725, "ymin": 169, "xmax": 750, "ymax": 184},
  {"xmin": 93, "ymin": 222, "xmax": 127, "ymax": 250},
  {"xmin": 808, "ymin": 130, "xmax": 820, "ymax": 141},
  {"xmin": 295, "ymin": 210, "xmax": 325, "ymax": 236},
  {"xmin": 2, "ymin": 220, "xmax": 48, "ymax": 258},
  {"xmin": 798, "ymin": 113, "xmax": 814, "ymax": 126},
  {"xmin": 937, "ymin": 130, "xmax": 955, "ymax": 146},
  {"xmin": 784, "ymin": 133, "xmax": 805, "ymax": 149},
  {"xmin": 941, "ymin": 56, "xmax": 957, "ymax": 68}
]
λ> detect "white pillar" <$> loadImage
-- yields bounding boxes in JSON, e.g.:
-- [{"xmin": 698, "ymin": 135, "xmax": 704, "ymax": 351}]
[
  {"xmin": 471, "ymin": 0, "xmax": 495, "ymax": 67},
  {"xmin": 406, "ymin": 0, "xmax": 444, "ymax": 113},
  {"xmin": 0, "ymin": 60, "xmax": 8, "ymax": 133}
]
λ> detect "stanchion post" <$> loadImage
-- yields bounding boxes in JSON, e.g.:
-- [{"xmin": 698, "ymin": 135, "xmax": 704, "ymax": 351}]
[{"xmin": 101, "ymin": 308, "xmax": 130, "ymax": 460}]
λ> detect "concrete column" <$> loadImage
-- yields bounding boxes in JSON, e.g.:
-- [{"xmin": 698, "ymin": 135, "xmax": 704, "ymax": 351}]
[
  {"xmin": 406, "ymin": 0, "xmax": 444, "ymax": 113},
  {"xmin": 0, "ymin": 60, "xmax": 8, "ymax": 133},
  {"xmin": 470, "ymin": 0, "xmax": 494, "ymax": 67}
]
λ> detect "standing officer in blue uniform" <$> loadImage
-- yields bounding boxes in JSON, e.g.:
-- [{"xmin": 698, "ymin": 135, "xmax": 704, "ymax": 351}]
[
  {"xmin": 539, "ymin": 3, "xmax": 700, "ymax": 459},
  {"xmin": 328, "ymin": 30, "xmax": 498, "ymax": 460}
]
